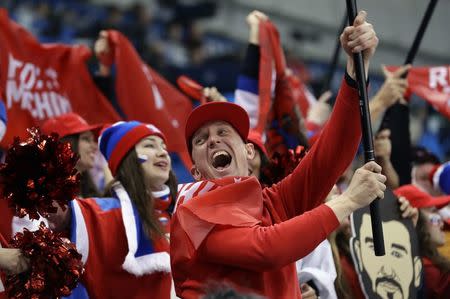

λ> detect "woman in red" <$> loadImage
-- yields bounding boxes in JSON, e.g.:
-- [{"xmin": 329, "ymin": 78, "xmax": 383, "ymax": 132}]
[
  {"xmin": 46, "ymin": 121, "xmax": 177, "ymax": 299},
  {"xmin": 11, "ymin": 113, "xmax": 104, "ymax": 239},
  {"xmin": 395, "ymin": 184, "xmax": 450, "ymax": 298},
  {"xmin": 41, "ymin": 113, "xmax": 104, "ymax": 198}
]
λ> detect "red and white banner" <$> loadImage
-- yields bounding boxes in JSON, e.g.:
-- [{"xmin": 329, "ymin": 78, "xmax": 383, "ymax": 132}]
[
  {"xmin": 0, "ymin": 9, "xmax": 120, "ymax": 148},
  {"xmin": 106, "ymin": 30, "xmax": 193, "ymax": 166},
  {"xmin": 389, "ymin": 65, "xmax": 450, "ymax": 119}
]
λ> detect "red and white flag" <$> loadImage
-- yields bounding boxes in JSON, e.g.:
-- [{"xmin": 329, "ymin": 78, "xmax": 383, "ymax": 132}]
[
  {"xmin": 106, "ymin": 30, "xmax": 193, "ymax": 167},
  {"xmin": 0, "ymin": 9, "xmax": 120, "ymax": 148},
  {"xmin": 388, "ymin": 65, "xmax": 450, "ymax": 119}
]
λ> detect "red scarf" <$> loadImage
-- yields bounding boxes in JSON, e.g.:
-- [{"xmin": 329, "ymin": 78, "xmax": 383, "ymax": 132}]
[
  {"xmin": 152, "ymin": 186, "xmax": 173, "ymax": 236},
  {"xmin": 256, "ymin": 21, "xmax": 277, "ymax": 135},
  {"xmin": 259, "ymin": 21, "xmax": 308, "ymax": 156},
  {"xmin": 176, "ymin": 177, "xmax": 263, "ymax": 249}
]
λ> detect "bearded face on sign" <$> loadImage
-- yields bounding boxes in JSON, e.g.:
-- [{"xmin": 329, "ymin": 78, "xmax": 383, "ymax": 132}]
[{"xmin": 350, "ymin": 189, "xmax": 422, "ymax": 299}]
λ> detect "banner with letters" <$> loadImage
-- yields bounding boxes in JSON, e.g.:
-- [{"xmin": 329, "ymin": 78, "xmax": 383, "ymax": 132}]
[{"xmin": 0, "ymin": 9, "xmax": 120, "ymax": 148}]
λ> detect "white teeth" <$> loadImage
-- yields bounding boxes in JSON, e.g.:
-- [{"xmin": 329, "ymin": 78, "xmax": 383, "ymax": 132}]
[{"xmin": 213, "ymin": 150, "xmax": 229, "ymax": 159}]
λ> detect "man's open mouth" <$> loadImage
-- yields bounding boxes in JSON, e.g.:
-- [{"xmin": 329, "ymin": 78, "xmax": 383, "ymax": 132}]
[{"xmin": 212, "ymin": 150, "xmax": 232, "ymax": 170}]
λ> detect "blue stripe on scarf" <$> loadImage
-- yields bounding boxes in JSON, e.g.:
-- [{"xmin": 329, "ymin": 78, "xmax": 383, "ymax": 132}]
[
  {"xmin": 132, "ymin": 204, "xmax": 155, "ymax": 257},
  {"xmin": 94, "ymin": 197, "xmax": 121, "ymax": 211}
]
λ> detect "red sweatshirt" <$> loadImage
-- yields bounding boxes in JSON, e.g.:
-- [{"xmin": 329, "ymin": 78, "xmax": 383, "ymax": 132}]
[
  {"xmin": 422, "ymin": 257, "xmax": 450, "ymax": 298},
  {"xmin": 73, "ymin": 197, "xmax": 172, "ymax": 299},
  {"xmin": 171, "ymin": 77, "xmax": 362, "ymax": 299}
]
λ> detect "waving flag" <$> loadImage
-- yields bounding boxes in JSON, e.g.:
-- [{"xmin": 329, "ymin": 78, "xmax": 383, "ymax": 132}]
[
  {"xmin": 388, "ymin": 65, "xmax": 450, "ymax": 119},
  {"xmin": 0, "ymin": 9, "xmax": 120, "ymax": 148},
  {"xmin": 106, "ymin": 30, "xmax": 193, "ymax": 167}
]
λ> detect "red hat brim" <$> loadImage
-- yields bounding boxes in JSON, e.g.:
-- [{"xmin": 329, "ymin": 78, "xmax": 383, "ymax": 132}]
[
  {"xmin": 185, "ymin": 102, "xmax": 249, "ymax": 154},
  {"xmin": 431, "ymin": 196, "xmax": 450, "ymax": 209},
  {"xmin": 394, "ymin": 184, "xmax": 450, "ymax": 209},
  {"xmin": 41, "ymin": 119, "xmax": 102, "ymax": 138},
  {"xmin": 63, "ymin": 123, "xmax": 103, "ymax": 138}
]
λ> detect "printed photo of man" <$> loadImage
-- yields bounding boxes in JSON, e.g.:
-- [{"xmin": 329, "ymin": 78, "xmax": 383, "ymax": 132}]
[{"xmin": 351, "ymin": 189, "xmax": 422, "ymax": 299}]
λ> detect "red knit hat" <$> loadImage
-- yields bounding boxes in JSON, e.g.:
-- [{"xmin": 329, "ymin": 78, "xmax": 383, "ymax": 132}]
[
  {"xmin": 394, "ymin": 184, "xmax": 450, "ymax": 209},
  {"xmin": 247, "ymin": 130, "xmax": 268, "ymax": 158},
  {"xmin": 185, "ymin": 102, "xmax": 249, "ymax": 154},
  {"xmin": 41, "ymin": 113, "xmax": 102, "ymax": 138},
  {"xmin": 99, "ymin": 121, "xmax": 166, "ymax": 176}
]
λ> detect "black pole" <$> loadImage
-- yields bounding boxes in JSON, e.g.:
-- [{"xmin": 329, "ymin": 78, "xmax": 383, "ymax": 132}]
[
  {"xmin": 380, "ymin": 0, "xmax": 439, "ymax": 187},
  {"xmin": 321, "ymin": 13, "xmax": 348, "ymax": 94},
  {"xmin": 404, "ymin": 0, "xmax": 439, "ymax": 66},
  {"xmin": 346, "ymin": 0, "xmax": 385, "ymax": 256}
]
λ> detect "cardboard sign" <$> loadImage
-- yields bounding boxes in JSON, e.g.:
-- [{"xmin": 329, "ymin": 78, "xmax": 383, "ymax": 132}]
[{"xmin": 350, "ymin": 189, "xmax": 423, "ymax": 299}]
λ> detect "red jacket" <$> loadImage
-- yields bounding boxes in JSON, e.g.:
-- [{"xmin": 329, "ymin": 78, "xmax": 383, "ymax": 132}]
[
  {"xmin": 422, "ymin": 257, "xmax": 450, "ymax": 298},
  {"xmin": 171, "ymin": 77, "xmax": 361, "ymax": 299},
  {"xmin": 72, "ymin": 197, "xmax": 172, "ymax": 299}
]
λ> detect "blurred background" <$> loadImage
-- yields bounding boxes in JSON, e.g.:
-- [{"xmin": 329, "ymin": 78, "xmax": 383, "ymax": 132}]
[{"xmin": 1, "ymin": 0, "xmax": 449, "ymax": 159}]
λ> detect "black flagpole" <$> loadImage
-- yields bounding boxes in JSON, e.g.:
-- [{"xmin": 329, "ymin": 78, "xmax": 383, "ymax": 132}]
[
  {"xmin": 345, "ymin": 0, "xmax": 385, "ymax": 256},
  {"xmin": 404, "ymin": 0, "xmax": 439, "ymax": 66},
  {"xmin": 379, "ymin": 0, "xmax": 439, "ymax": 187}
]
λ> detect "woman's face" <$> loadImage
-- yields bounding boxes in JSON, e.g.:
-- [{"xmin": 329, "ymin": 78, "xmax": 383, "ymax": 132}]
[
  {"xmin": 422, "ymin": 208, "xmax": 446, "ymax": 247},
  {"xmin": 135, "ymin": 136, "xmax": 171, "ymax": 191},
  {"xmin": 77, "ymin": 131, "xmax": 97, "ymax": 172}
]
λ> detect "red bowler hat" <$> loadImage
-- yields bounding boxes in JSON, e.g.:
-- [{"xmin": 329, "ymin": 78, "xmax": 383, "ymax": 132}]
[
  {"xmin": 247, "ymin": 130, "xmax": 268, "ymax": 158},
  {"xmin": 41, "ymin": 113, "xmax": 102, "ymax": 138},
  {"xmin": 185, "ymin": 102, "xmax": 249, "ymax": 154},
  {"xmin": 394, "ymin": 184, "xmax": 450, "ymax": 209}
]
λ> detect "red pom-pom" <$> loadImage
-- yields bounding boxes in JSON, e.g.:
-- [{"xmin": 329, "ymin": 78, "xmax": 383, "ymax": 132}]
[
  {"xmin": 6, "ymin": 223, "xmax": 84, "ymax": 299},
  {"xmin": 261, "ymin": 145, "xmax": 307, "ymax": 186},
  {"xmin": 0, "ymin": 127, "xmax": 80, "ymax": 220}
]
